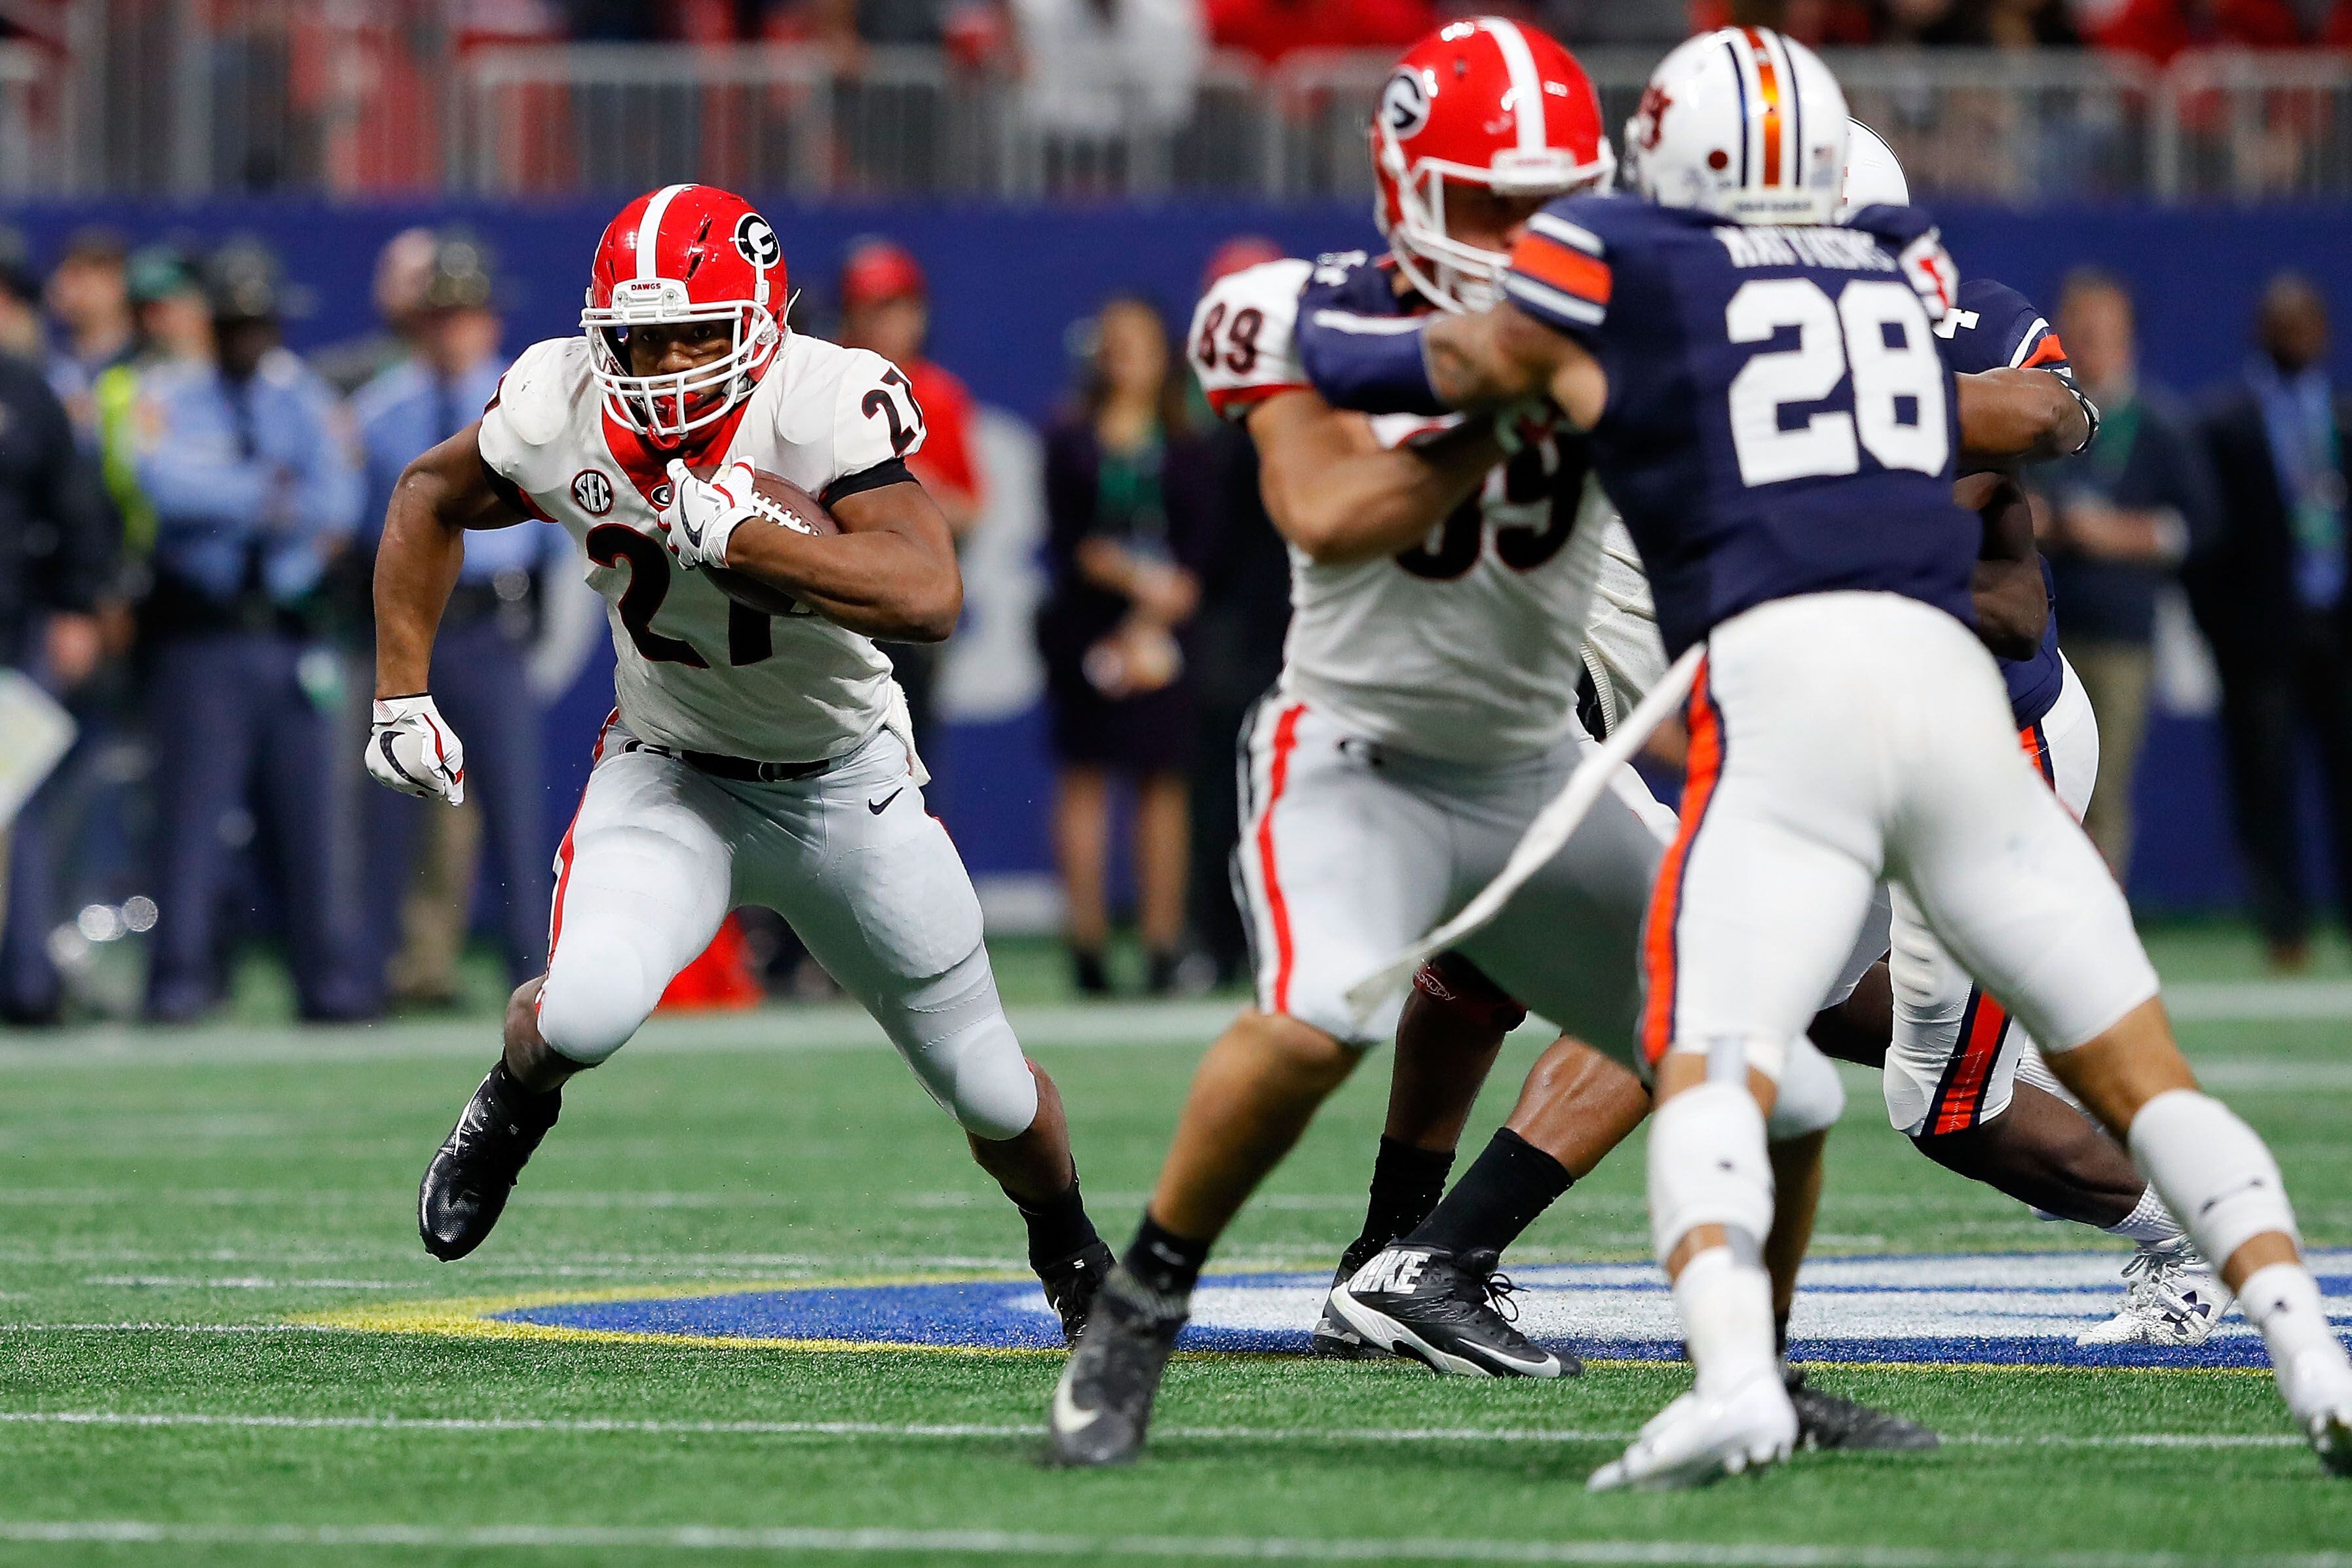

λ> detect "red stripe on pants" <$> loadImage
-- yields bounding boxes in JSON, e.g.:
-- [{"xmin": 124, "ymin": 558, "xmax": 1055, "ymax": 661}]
[{"xmin": 1253, "ymin": 704, "xmax": 1306, "ymax": 1013}]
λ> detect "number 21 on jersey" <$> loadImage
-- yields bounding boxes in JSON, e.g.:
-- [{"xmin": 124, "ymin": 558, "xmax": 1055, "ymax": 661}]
[{"xmin": 1725, "ymin": 277, "xmax": 1948, "ymax": 488}]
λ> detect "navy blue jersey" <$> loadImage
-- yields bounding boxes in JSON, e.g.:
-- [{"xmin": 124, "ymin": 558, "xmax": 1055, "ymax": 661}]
[
  {"xmin": 1500, "ymin": 194, "xmax": 1977, "ymax": 658},
  {"xmin": 1940, "ymin": 275, "xmax": 2068, "ymax": 728}
]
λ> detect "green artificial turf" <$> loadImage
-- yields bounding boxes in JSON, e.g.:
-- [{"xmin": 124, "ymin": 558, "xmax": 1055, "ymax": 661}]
[{"xmin": 1, "ymin": 929, "xmax": 2348, "ymax": 1565}]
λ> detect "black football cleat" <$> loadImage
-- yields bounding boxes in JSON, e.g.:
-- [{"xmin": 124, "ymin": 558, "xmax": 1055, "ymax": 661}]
[
  {"xmin": 1311, "ymin": 1233, "xmax": 1399, "ymax": 1361},
  {"xmin": 1325, "ymin": 1245, "xmax": 1576, "ymax": 1379},
  {"xmin": 419, "ymin": 1064, "xmax": 560, "ymax": 1261},
  {"xmin": 1784, "ymin": 1364, "xmax": 1939, "ymax": 1451},
  {"xmin": 1039, "ymin": 1239, "xmax": 1116, "ymax": 1345},
  {"xmin": 1044, "ymin": 1267, "xmax": 1186, "ymax": 1467}
]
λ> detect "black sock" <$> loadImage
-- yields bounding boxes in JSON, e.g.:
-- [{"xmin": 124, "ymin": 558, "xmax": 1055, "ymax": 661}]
[
  {"xmin": 1352, "ymin": 1136, "xmax": 1455, "ymax": 1255},
  {"xmin": 1016, "ymin": 1180, "xmax": 1103, "ymax": 1272},
  {"xmin": 489, "ymin": 1060, "xmax": 558, "ymax": 1114},
  {"xmin": 1120, "ymin": 1212, "xmax": 1210, "ymax": 1302},
  {"xmin": 1404, "ymin": 1129, "xmax": 1572, "ymax": 1259}
]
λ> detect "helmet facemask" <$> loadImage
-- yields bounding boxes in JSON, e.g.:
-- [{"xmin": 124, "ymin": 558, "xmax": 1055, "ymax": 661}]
[{"xmin": 582, "ymin": 277, "xmax": 782, "ymax": 443}]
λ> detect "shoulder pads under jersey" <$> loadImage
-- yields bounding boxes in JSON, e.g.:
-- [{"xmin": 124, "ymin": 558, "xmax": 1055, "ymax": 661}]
[{"xmin": 1188, "ymin": 257, "xmax": 1312, "ymax": 420}]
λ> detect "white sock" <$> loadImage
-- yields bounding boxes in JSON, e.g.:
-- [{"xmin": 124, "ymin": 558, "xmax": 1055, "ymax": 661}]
[
  {"xmin": 2127, "ymin": 1089, "xmax": 2299, "ymax": 1267},
  {"xmin": 2104, "ymin": 1186, "xmax": 2186, "ymax": 1248},
  {"xmin": 2238, "ymin": 1262, "xmax": 2352, "ymax": 1417},
  {"xmin": 1672, "ymin": 1245, "xmax": 1777, "ymax": 1398}
]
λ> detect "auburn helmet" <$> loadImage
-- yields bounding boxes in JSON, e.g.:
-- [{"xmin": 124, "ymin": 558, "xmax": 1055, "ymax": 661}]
[
  {"xmin": 1624, "ymin": 28, "xmax": 1849, "ymax": 227},
  {"xmin": 1839, "ymin": 118, "xmax": 1909, "ymax": 216},
  {"xmin": 1371, "ymin": 18, "xmax": 1614, "ymax": 314},
  {"xmin": 582, "ymin": 183, "xmax": 786, "ymax": 441}
]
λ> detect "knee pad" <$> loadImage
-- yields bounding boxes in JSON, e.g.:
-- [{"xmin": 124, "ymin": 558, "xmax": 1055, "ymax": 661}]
[
  {"xmin": 919, "ymin": 1011, "xmax": 1040, "ymax": 1140},
  {"xmin": 1648, "ymin": 1079, "xmax": 1774, "ymax": 1261},
  {"xmin": 535, "ymin": 931, "xmax": 660, "ymax": 1066},
  {"xmin": 1767, "ymin": 1036, "xmax": 1846, "ymax": 1141},
  {"xmin": 2128, "ymin": 1089, "xmax": 2298, "ymax": 1266},
  {"xmin": 1411, "ymin": 952, "xmax": 1529, "ymax": 1034}
]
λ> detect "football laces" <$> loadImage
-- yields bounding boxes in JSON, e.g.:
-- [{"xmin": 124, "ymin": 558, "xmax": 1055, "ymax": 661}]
[{"xmin": 745, "ymin": 488, "xmax": 822, "ymax": 536}]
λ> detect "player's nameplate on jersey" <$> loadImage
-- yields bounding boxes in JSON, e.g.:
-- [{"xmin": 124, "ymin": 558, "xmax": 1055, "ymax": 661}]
[{"xmin": 0, "ymin": 669, "xmax": 75, "ymax": 829}]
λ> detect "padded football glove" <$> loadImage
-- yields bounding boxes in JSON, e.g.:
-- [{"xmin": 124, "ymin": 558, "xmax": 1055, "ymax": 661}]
[
  {"xmin": 366, "ymin": 693, "xmax": 466, "ymax": 805},
  {"xmin": 660, "ymin": 457, "xmax": 757, "ymax": 571}
]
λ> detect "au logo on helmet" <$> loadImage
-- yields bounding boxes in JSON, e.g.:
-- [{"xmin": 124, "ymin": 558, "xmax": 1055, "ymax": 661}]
[{"xmin": 734, "ymin": 214, "xmax": 782, "ymax": 271}]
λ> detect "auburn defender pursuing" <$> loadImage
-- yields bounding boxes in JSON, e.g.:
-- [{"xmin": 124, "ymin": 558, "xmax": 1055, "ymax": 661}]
[
  {"xmin": 366, "ymin": 183, "xmax": 1112, "ymax": 1337},
  {"xmin": 1322, "ymin": 122, "xmax": 2222, "ymax": 1368},
  {"xmin": 1047, "ymin": 19, "xmax": 1872, "ymax": 1468},
  {"xmin": 1337, "ymin": 29, "xmax": 2351, "ymax": 1487}
]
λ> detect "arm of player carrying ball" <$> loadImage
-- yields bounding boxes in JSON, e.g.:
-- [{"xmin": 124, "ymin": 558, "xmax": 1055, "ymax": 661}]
[
  {"xmin": 373, "ymin": 420, "xmax": 529, "ymax": 700},
  {"xmin": 720, "ymin": 469, "xmax": 962, "ymax": 643}
]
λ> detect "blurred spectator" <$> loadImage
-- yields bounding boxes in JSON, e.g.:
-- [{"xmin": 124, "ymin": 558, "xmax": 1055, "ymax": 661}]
[
  {"xmin": 1184, "ymin": 236, "xmax": 1293, "ymax": 989},
  {"xmin": 354, "ymin": 235, "xmax": 563, "ymax": 1009},
  {"xmin": 313, "ymin": 227, "xmax": 441, "ymax": 397},
  {"xmin": 2089, "ymin": 0, "xmax": 2304, "ymax": 64},
  {"xmin": 1544, "ymin": 0, "xmax": 1704, "ymax": 45},
  {"xmin": 0, "ymin": 229, "xmax": 42, "ymax": 362},
  {"xmin": 1010, "ymin": 0, "xmax": 1204, "ymax": 188},
  {"xmin": 2195, "ymin": 274, "xmax": 2351, "ymax": 971},
  {"xmin": 1205, "ymin": 0, "xmax": 1434, "ymax": 61},
  {"xmin": 837, "ymin": 238, "xmax": 985, "ymax": 759},
  {"xmin": 1038, "ymin": 295, "xmax": 1211, "ymax": 994},
  {"xmin": 2032, "ymin": 267, "xmax": 2222, "ymax": 879},
  {"xmin": 0, "ymin": 241, "xmax": 118, "ymax": 1024},
  {"xmin": 127, "ymin": 240, "xmax": 371, "ymax": 1022},
  {"xmin": 43, "ymin": 230, "xmax": 134, "ymax": 437}
]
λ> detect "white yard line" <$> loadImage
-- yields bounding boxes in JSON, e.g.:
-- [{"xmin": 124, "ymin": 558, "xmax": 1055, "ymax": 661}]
[
  {"xmin": 1, "ymin": 981, "xmax": 2345, "ymax": 1073},
  {"xmin": 0, "ymin": 1520, "xmax": 2338, "ymax": 1567},
  {"xmin": 0, "ymin": 1408, "xmax": 2307, "ymax": 1452}
]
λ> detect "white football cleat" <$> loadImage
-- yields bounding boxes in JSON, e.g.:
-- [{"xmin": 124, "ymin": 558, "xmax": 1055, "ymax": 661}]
[
  {"xmin": 1587, "ymin": 1369, "xmax": 1798, "ymax": 1492},
  {"xmin": 2076, "ymin": 1240, "xmax": 2232, "ymax": 1347},
  {"xmin": 2275, "ymin": 1344, "xmax": 2352, "ymax": 1478}
]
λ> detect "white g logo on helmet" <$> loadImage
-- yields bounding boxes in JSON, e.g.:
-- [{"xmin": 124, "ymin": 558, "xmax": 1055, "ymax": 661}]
[
  {"xmin": 1627, "ymin": 26, "xmax": 1850, "ymax": 227},
  {"xmin": 1380, "ymin": 69, "xmax": 1432, "ymax": 141}
]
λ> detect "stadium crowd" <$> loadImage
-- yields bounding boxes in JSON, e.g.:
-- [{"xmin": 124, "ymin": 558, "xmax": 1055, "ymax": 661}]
[
  {"xmin": 481, "ymin": 0, "xmax": 2352, "ymax": 55},
  {"xmin": 0, "ymin": 217, "xmax": 2342, "ymax": 1027}
]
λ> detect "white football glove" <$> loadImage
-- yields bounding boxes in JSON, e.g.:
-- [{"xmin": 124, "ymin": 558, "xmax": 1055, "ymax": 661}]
[
  {"xmin": 660, "ymin": 457, "xmax": 756, "ymax": 571},
  {"xmin": 366, "ymin": 694, "xmax": 466, "ymax": 805}
]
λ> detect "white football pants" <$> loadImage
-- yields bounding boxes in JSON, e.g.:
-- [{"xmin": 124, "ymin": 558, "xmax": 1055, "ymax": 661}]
[
  {"xmin": 1640, "ymin": 593, "xmax": 2157, "ymax": 1087},
  {"xmin": 533, "ymin": 719, "xmax": 1039, "ymax": 1140}
]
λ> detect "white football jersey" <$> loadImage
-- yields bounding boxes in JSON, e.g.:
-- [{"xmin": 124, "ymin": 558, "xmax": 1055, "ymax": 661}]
[
  {"xmin": 478, "ymin": 333, "xmax": 924, "ymax": 761},
  {"xmin": 1192, "ymin": 257, "xmax": 1609, "ymax": 764},
  {"xmin": 1579, "ymin": 517, "xmax": 1670, "ymax": 734}
]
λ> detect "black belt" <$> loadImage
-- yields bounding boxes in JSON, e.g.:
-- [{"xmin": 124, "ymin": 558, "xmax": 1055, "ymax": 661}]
[{"xmin": 619, "ymin": 738, "xmax": 835, "ymax": 783}]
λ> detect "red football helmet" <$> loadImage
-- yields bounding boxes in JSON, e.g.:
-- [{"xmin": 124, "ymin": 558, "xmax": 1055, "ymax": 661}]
[
  {"xmin": 582, "ymin": 183, "xmax": 786, "ymax": 441},
  {"xmin": 1371, "ymin": 18, "xmax": 1614, "ymax": 313}
]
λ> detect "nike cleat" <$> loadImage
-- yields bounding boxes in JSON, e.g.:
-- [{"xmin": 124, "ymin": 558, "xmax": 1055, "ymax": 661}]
[
  {"xmin": 418, "ymin": 1064, "xmax": 560, "ymax": 1261},
  {"xmin": 1039, "ymin": 1239, "xmax": 1117, "ymax": 1346},
  {"xmin": 1044, "ymin": 1267, "xmax": 1186, "ymax": 1467},
  {"xmin": 2077, "ymin": 1239, "xmax": 2231, "ymax": 1347},
  {"xmin": 1311, "ymin": 1233, "xmax": 1397, "ymax": 1362},
  {"xmin": 1587, "ymin": 1370, "xmax": 1798, "ymax": 1492},
  {"xmin": 1326, "ymin": 1245, "xmax": 1575, "ymax": 1379},
  {"xmin": 1784, "ymin": 1364, "xmax": 1938, "ymax": 1451}
]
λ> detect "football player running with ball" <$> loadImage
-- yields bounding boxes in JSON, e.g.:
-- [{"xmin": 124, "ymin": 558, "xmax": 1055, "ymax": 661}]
[
  {"xmin": 368, "ymin": 184, "xmax": 1112, "ymax": 1338},
  {"xmin": 1325, "ymin": 29, "xmax": 2351, "ymax": 1487}
]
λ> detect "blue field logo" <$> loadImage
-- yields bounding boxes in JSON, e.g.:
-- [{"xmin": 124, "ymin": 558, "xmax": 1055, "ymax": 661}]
[{"xmin": 319, "ymin": 1250, "xmax": 2351, "ymax": 1370}]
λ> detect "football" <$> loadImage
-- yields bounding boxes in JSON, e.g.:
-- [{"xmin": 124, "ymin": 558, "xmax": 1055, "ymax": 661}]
[{"xmin": 692, "ymin": 466, "xmax": 839, "ymax": 617}]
